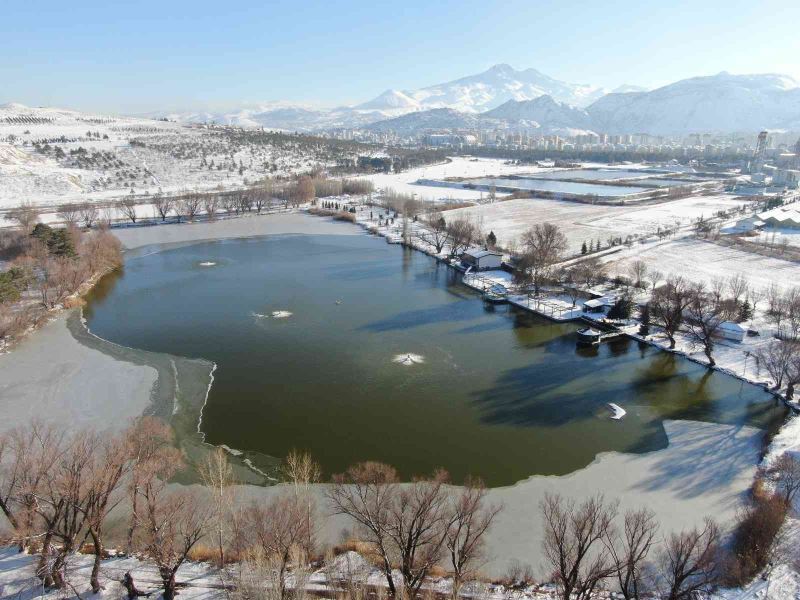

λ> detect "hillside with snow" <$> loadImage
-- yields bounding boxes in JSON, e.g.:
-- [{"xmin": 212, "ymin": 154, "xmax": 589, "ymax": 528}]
[
  {"xmin": 484, "ymin": 96, "xmax": 595, "ymax": 135},
  {"xmin": 589, "ymin": 72, "xmax": 800, "ymax": 135}
]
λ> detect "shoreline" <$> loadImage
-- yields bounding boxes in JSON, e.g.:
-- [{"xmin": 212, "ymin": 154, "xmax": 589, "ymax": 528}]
[{"xmin": 0, "ymin": 209, "xmax": 784, "ymax": 574}]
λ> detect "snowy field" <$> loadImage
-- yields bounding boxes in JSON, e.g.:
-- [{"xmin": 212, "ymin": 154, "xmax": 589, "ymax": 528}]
[
  {"xmin": 365, "ymin": 156, "xmax": 547, "ymax": 202},
  {"xmin": 747, "ymin": 227, "xmax": 800, "ymax": 249},
  {"xmin": 444, "ymin": 193, "xmax": 756, "ymax": 252},
  {"xmin": 602, "ymin": 237, "xmax": 800, "ymax": 293}
]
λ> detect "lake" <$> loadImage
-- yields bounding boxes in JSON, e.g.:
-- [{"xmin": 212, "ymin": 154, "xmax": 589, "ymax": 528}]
[
  {"xmin": 469, "ymin": 177, "xmax": 649, "ymax": 197},
  {"xmin": 84, "ymin": 233, "xmax": 784, "ymax": 486}
]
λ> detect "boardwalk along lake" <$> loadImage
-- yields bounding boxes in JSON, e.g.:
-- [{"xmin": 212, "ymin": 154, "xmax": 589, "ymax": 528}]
[{"xmin": 84, "ymin": 233, "xmax": 785, "ymax": 486}]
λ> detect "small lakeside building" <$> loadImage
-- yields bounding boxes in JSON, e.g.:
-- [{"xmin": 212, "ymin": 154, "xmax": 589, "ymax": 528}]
[{"xmin": 461, "ymin": 248, "xmax": 503, "ymax": 271}]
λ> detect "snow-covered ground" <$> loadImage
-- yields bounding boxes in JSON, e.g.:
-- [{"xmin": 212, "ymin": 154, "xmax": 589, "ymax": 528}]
[
  {"xmin": 0, "ymin": 103, "xmax": 360, "ymax": 210},
  {"xmin": 365, "ymin": 156, "xmax": 547, "ymax": 202},
  {"xmin": 602, "ymin": 237, "xmax": 800, "ymax": 294},
  {"xmin": 444, "ymin": 193, "xmax": 755, "ymax": 252},
  {"xmin": 747, "ymin": 227, "xmax": 800, "ymax": 249}
]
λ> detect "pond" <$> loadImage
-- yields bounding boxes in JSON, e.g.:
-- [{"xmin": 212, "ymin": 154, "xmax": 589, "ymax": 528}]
[
  {"xmin": 528, "ymin": 169, "xmax": 658, "ymax": 181},
  {"xmin": 84, "ymin": 233, "xmax": 784, "ymax": 486},
  {"xmin": 469, "ymin": 177, "xmax": 649, "ymax": 197}
]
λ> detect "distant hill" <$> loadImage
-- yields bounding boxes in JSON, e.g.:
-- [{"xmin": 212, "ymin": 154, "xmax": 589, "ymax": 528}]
[
  {"xmin": 133, "ymin": 67, "xmax": 800, "ymax": 135},
  {"xmin": 588, "ymin": 72, "xmax": 800, "ymax": 135}
]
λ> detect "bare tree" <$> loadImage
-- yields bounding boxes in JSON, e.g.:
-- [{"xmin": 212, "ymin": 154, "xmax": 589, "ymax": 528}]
[
  {"xmin": 0, "ymin": 423, "xmax": 66, "ymax": 556},
  {"xmin": 241, "ymin": 494, "xmax": 311, "ymax": 600},
  {"xmin": 445, "ymin": 478, "xmax": 502, "ymax": 600},
  {"xmin": 540, "ymin": 493, "xmax": 618, "ymax": 600},
  {"xmin": 79, "ymin": 203, "xmax": 99, "ymax": 229},
  {"xmin": 57, "ymin": 203, "xmax": 81, "ymax": 227},
  {"xmin": 648, "ymin": 269, "xmax": 664, "ymax": 291},
  {"xmin": 563, "ymin": 267, "xmax": 583, "ymax": 307},
  {"xmin": 119, "ymin": 198, "xmax": 138, "ymax": 224},
  {"xmin": 204, "ymin": 196, "xmax": 220, "ymax": 222},
  {"xmin": 727, "ymin": 273, "xmax": 749, "ymax": 308},
  {"xmin": 446, "ymin": 217, "xmax": 477, "ymax": 259},
  {"xmin": 35, "ymin": 431, "xmax": 100, "ymax": 588},
  {"xmin": 296, "ymin": 176, "xmax": 315, "ymax": 206},
  {"xmin": 416, "ymin": 212, "xmax": 449, "ymax": 254},
  {"xmin": 238, "ymin": 191, "xmax": 253, "ymax": 213},
  {"xmin": 604, "ymin": 508, "xmax": 658, "ymax": 600},
  {"xmin": 282, "ymin": 449, "xmax": 321, "ymax": 554},
  {"xmin": 5, "ymin": 201, "xmax": 40, "ymax": 232},
  {"xmin": 85, "ymin": 433, "xmax": 131, "ymax": 593},
  {"xmin": 787, "ymin": 350, "xmax": 800, "ymax": 402},
  {"xmin": 516, "ymin": 223, "xmax": 569, "ymax": 296},
  {"xmin": 125, "ymin": 417, "xmax": 181, "ymax": 552},
  {"xmin": 326, "ymin": 462, "xmax": 398, "ymax": 594},
  {"xmin": 769, "ymin": 454, "xmax": 800, "ymax": 504},
  {"xmin": 179, "ymin": 193, "xmax": 202, "ymax": 221},
  {"xmin": 254, "ymin": 182, "xmax": 272, "ymax": 213},
  {"xmin": 152, "ymin": 194, "xmax": 173, "ymax": 222},
  {"xmin": 756, "ymin": 338, "xmax": 799, "ymax": 391},
  {"xmin": 327, "ymin": 462, "xmax": 452, "ymax": 598},
  {"xmin": 138, "ymin": 485, "xmax": 207, "ymax": 600},
  {"xmin": 198, "ymin": 447, "xmax": 235, "ymax": 567},
  {"xmin": 650, "ymin": 276, "xmax": 692, "ymax": 349},
  {"xmin": 682, "ymin": 283, "xmax": 735, "ymax": 367},
  {"xmin": 748, "ymin": 287, "xmax": 765, "ymax": 318},
  {"xmin": 628, "ymin": 260, "xmax": 648, "ymax": 290},
  {"xmin": 573, "ymin": 257, "xmax": 605, "ymax": 290},
  {"xmin": 656, "ymin": 520, "xmax": 720, "ymax": 600}
]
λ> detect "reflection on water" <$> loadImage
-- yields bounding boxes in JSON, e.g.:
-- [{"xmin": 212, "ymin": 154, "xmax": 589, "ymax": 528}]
[{"xmin": 84, "ymin": 234, "xmax": 785, "ymax": 486}]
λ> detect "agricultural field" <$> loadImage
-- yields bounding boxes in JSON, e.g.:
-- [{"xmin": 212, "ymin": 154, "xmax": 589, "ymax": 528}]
[
  {"xmin": 444, "ymin": 193, "xmax": 757, "ymax": 252},
  {"xmin": 366, "ymin": 156, "xmax": 547, "ymax": 202},
  {"xmin": 601, "ymin": 236, "xmax": 800, "ymax": 294}
]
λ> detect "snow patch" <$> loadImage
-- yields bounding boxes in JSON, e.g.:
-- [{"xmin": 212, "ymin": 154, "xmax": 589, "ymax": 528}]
[{"xmin": 393, "ymin": 353, "xmax": 425, "ymax": 366}]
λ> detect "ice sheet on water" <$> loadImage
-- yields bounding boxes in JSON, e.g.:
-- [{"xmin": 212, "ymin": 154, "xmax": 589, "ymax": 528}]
[{"xmin": 392, "ymin": 353, "xmax": 425, "ymax": 366}]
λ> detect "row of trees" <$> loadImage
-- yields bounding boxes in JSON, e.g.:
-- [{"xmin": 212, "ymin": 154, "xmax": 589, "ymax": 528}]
[{"xmin": 3, "ymin": 417, "xmax": 798, "ymax": 599}]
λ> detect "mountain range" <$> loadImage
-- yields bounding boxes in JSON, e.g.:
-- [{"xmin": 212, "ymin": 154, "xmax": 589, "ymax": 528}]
[{"xmin": 143, "ymin": 65, "xmax": 800, "ymax": 136}]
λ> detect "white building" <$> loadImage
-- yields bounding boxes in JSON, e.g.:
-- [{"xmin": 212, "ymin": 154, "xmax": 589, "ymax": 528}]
[
  {"xmin": 461, "ymin": 248, "xmax": 503, "ymax": 271},
  {"xmin": 761, "ymin": 206, "xmax": 800, "ymax": 229},
  {"xmin": 717, "ymin": 321, "xmax": 747, "ymax": 342}
]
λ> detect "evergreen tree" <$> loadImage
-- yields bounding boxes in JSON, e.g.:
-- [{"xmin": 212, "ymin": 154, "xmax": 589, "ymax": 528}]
[
  {"xmin": 638, "ymin": 303, "xmax": 651, "ymax": 336},
  {"xmin": 608, "ymin": 296, "xmax": 633, "ymax": 320},
  {"xmin": 581, "ymin": 241, "xmax": 587, "ymax": 255},
  {"xmin": 486, "ymin": 231, "xmax": 497, "ymax": 248},
  {"xmin": 737, "ymin": 300, "xmax": 753, "ymax": 323}
]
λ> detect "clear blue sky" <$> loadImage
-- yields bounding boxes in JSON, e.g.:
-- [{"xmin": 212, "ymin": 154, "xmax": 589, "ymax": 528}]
[{"xmin": 2, "ymin": 0, "xmax": 799, "ymax": 114}]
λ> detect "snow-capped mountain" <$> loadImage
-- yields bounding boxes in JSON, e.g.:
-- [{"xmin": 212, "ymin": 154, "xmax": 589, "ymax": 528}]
[
  {"xmin": 588, "ymin": 72, "xmax": 800, "ymax": 135},
  {"xmin": 401, "ymin": 64, "xmax": 605, "ymax": 112},
  {"xmin": 130, "ymin": 68, "xmax": 800, "ymax": 135},
  {"xmin": 146, "ymin": 64, "xmax": 610, "ymax": 130},
  {"xmin": 354, "ymin": 89, "xmax": 421, "ymax": 112},
  {"xmin": 365, "ymin": 108, "xmax": 503, "ymax": 135},
  {"xmin": 484, "ymin": 96, "xmax": 594, "ymax": 134}
]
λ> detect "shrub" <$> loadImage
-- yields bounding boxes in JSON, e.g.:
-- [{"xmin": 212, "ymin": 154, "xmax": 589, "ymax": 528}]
[
  {"xmin": 721, "ymin": 491, "xmax": 788, "ymax": 586},
  {"xmin": 608, "ymin": 296, "xmax": 633, "ymax": 320}
]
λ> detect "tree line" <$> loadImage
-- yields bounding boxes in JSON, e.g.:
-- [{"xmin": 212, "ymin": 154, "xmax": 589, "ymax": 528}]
[
  {"xmin": 0, "ymin": 213, "xmax": 122, "ymax": 344},
  {"xmin": 3, "ymin": 416, "xmax": 798, "ymax": 599}
]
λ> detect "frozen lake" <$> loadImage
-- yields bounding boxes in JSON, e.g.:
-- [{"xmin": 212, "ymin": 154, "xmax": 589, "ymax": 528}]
[
  {"xmin": 469, "ymin": 177, "xmax": 649, "ymax": 196},
  {"xmin": 528, "ymin": 168, "xmax": 660, "ymax": 181},
  {"xmin": 84, "ymin": 233, "xmax": 784, "ymax": 485}
]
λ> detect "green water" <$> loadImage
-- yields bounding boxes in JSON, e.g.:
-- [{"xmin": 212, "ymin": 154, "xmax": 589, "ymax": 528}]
[{"xmin": 84, "ymin": 233, "xmax": 784, "ymax": 486}]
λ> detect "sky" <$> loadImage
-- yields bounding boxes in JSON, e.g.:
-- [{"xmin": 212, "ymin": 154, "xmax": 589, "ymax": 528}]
[{"xmin": 2, "ymin": 0, "xmax": 800, "ymax": 114}]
